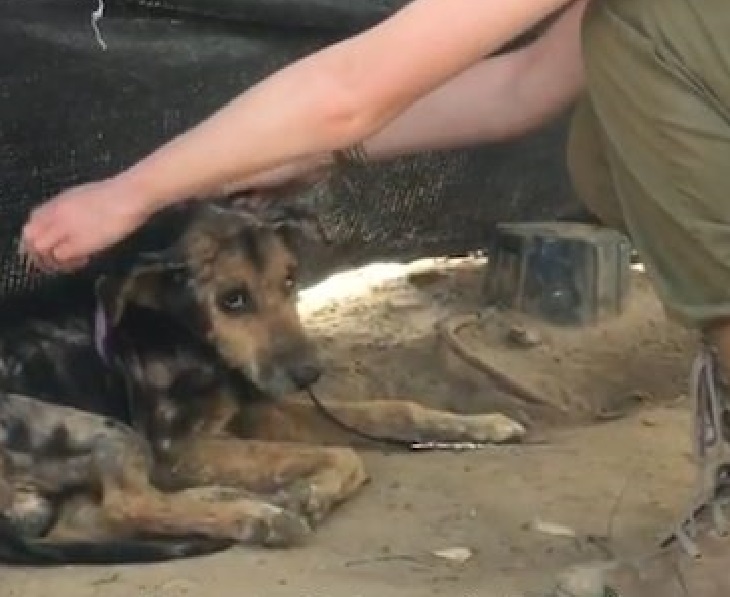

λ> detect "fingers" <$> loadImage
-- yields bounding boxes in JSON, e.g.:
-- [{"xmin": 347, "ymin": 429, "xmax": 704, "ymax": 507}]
[
  {"xmin": 20, "ymin": 215, "xmax": 89, "ymax": 274},
  {"xmin": 56, "ymin": 256, "xmax": 90, "ymax": 272},
  {"xmin": 53, "ymin": 241, "xmax": 89, "ymax": 271},
  {"xmin": 21, "ymin": 245, "xmax": 88, "ymax": 274},
  {"xmin": 19, "ymin": 179, "xmax": 147, "ymax": 275},
  {"xmin": 22, "ymin": 202, "xmax": 77, "ymax": 271},
  {"xmin": 22, "ymin": 201, "xmax": 58, "ymax": 240},
  {"xmin": 21, "ymin": 219, "xmax": 61, "ymax": 273},
  {"xmin": 22, "ymin": 206, "xmax": 57, "ymax": 250},
  {"xmin": 34, "ymin": 251, "xmax": 61, "ymax": 274},
  {"xmin": 20, "ymin": 242, "xmax": 63, "ymax": 274}
]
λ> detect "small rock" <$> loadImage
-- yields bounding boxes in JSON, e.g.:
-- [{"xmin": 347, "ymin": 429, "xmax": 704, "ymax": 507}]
[
  {"xmin": 506, "ymin": 325, "xmax": 541, "ymax": 348},
  {"xmin": 528, "ymin": 518, "xmax": 577, "ymax": 539},
  {"xmin": 553, "ymin": 564, "xmax": 609, "ymax": 597},
  {"xmin": 431, "ymin": 546, "xmax": 473, "ymax": 565}
]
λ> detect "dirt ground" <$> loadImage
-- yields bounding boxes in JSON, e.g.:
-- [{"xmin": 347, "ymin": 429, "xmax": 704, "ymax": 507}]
[{"xmin": 1, "ymin": 256, "xmax": 702, "ymax": 597}]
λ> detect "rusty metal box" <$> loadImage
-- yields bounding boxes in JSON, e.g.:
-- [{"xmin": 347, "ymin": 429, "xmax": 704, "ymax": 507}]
[{"xmin": 483, "ymin": 222, "xmax": 632, "ymax": 325}]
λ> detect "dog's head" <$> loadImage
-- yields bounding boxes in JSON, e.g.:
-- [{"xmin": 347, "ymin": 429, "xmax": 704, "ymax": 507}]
[{"xmin": 96, "ymin": 200, "xmax": 327, "ymax": 397}]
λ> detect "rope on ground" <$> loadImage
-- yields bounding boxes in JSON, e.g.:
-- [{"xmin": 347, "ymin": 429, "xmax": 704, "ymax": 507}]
[{"xmin": 435, "ymin": 310, "xmax": 553, "ymax": 410}]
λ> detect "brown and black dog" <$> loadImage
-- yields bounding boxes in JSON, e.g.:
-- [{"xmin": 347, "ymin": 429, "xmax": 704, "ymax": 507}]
[{"xmin": 0, "ymin": 198, "xmax": 525, "ymax": 565}]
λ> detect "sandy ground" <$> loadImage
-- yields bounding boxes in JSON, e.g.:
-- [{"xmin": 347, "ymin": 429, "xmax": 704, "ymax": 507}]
[{"xmin": 1, "ymin": 256, "xmax": 701, "ymax": 597}]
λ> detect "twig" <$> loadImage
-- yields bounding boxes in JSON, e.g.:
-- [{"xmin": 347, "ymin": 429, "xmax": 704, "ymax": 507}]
[
  {"xmin": 344, "ymin": 554, "xmax": 422, "ymax": 567},
  {"xmin": 606, "ymin": 470, "xmax": 635, "ymax": 541},
  {"xmin": 91, "ymin": 0, "xmax": 108, "ymax": 50},
  {"xmin": 587, "ymin": 467, "xmax": 638, "ymax": 562}
]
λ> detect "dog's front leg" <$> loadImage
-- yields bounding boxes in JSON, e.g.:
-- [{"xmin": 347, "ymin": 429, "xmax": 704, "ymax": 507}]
[
  {"xmin": 243, "ymin": 397, "xmax": 526, "ymax": 447},
  {"xmin": 1, "ymin": 393, "xmax": 310, "ymax": 547},
  {"xmin": 93, "ymin": 423, "xmax": 313, "ymax": 547},
  {"xmin": 160, "ymin": 437, "xmax": 369, "ymax": 526}
]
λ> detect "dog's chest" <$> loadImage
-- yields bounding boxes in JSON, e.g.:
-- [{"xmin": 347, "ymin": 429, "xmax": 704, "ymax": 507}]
[{"xmin": 131, "ymin": 349, "xmax": 241, "ymax": 453}]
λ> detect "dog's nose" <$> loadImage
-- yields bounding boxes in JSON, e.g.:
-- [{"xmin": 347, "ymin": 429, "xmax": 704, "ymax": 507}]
[{"xmin": 288, "ymin": 362, "xmax": 322, "ymax": 389}]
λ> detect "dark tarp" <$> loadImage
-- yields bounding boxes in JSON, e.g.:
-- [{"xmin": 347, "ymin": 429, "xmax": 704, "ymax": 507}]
[{"xmin": 0, "ymin": 0, "xmax": 586, "ymax": 306}]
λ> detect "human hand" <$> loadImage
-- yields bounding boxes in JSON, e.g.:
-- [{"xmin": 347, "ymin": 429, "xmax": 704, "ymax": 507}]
[{"xmin": 20, "ymin": 177, "xmax": 153, "ymax": 273}]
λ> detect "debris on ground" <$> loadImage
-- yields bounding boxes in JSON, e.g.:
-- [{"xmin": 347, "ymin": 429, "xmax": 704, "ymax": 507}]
[
  {"xmin": 430, "ymin": 547, "xmax": 474, "ymax": 565},
  {"xmin": 506, "ymin": 325, "xmax": 542, "ymax": 348},
  {"xmin": 527, "ymin": 519, "xmax": 578, "ymax": 540}
]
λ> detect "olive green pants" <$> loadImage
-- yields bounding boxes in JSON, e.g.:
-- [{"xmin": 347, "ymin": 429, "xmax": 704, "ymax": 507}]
[{"xmin": 567, "ymin": 0, "xmax": 730, "ymax": 328}]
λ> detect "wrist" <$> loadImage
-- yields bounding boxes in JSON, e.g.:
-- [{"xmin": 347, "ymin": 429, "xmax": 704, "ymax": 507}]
[{"xmin": 109, "ymin": 168, "xmax": 169, "ymax": 219}]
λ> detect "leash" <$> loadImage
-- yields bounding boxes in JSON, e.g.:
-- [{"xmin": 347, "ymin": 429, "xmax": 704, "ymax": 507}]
[
  {"xmin": 304, "ymin": 387, "xmax": 417, "ymax": 449},
  {"xmin": 304, "ymin": 388, "xmax": 502, "ymax": 452}
]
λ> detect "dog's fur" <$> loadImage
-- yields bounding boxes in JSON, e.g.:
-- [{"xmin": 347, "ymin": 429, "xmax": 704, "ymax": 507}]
[{"xmin": 0, "ymin": 199, "xmax": 525, "ymax": 565}]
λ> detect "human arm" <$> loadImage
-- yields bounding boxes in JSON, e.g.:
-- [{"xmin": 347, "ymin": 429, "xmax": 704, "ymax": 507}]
[
  {"xmin": 223, "ymin": 0, "xmax": 588, "ymax": 195},
  {"xmin": 22, "ymin": 0, "xmax": 577, "ymax": 268}
]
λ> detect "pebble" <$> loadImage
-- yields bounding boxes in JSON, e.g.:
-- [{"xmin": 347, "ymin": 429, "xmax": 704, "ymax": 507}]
[{"xmin": 506, "ymin": 325, "xmax": 541, "ymax": 348}]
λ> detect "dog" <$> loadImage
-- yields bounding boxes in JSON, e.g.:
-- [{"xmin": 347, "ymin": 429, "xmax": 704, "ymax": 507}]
[{"xmin": 0, "ymin": 197, "xmax": 525, "ymax": 565}]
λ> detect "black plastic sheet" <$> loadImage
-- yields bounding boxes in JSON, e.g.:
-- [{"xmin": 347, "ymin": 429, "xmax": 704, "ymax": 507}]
[{"xmin": 0, "ymin": 0, "xmax": 584, "ymax": 304}]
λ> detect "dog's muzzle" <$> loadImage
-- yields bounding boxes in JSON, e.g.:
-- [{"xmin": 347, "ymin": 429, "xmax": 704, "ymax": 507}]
[
  {"xmin": 286, "ymin": 361, "xmax": 322, "ymax": 390},
  {"xmin": 248, "ymin": 350, "xmax": 322, "ymax": 397}
]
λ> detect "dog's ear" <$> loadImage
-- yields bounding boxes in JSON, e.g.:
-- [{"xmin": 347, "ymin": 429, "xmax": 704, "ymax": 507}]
[
  {"xmin": 265, "ymin": 205, "xmax": 331, "ymax": 249},
  {"xmin": 225, "ymin": 195, "xmax": 330, "ymax": 247},
  {"xmin": 94, "ymin": 247, "xmax": 187, "ymax": 327}
]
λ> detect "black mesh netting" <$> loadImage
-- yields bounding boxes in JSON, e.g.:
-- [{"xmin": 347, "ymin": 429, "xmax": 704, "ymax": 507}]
[{"xmin": 0, "ymin": 0, "xmax": 586, "ymax": 305}]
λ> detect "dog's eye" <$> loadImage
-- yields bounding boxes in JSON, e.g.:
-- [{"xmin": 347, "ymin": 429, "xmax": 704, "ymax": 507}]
[
  {"xmin": 283, "ymin": 274, "xmax": 297, "ymax": 294},
  {"xmin": 283, "ymin": 265, "xmax": 298, "ymax": 295},
  {"xmin": 217, "ymin": 288, "xmax": 252, "ymax": 314}
]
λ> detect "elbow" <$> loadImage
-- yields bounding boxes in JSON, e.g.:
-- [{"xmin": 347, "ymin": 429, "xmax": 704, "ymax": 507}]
[{"xmin": 306, "ymin": 55, "xmax": 403, "ymax": 151}]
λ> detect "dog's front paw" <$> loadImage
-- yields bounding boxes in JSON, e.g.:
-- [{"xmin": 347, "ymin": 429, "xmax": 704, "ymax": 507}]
[
  {"xmin": 270, "ymin": 480, "xmax": 331, "ymax": 527},
  {"xmin": 460, "ymin": 413, "xmax": 526, "ymax": 443},
  {"xmin": 233, "ymin": 502, "xmax": 312, "ymax": 548}
]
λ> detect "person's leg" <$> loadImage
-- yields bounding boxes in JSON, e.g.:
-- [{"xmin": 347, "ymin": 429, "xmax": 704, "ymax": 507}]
[
  {"xmin": 583, "ymin": 0, "xmax": 730, "ymax": 329},
  {"xmin": 557, "ymin": 0, "xmax": 730, "ymax": 594},
  {"xmin": 566, "ymin": 95, "xmax": 626, "ymax": 234}
]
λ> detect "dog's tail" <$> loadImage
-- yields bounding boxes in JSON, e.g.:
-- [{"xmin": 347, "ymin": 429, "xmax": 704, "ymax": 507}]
[{"xmin": 0, "ymin": 517, "xmax": 234, "ymax": 566}]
